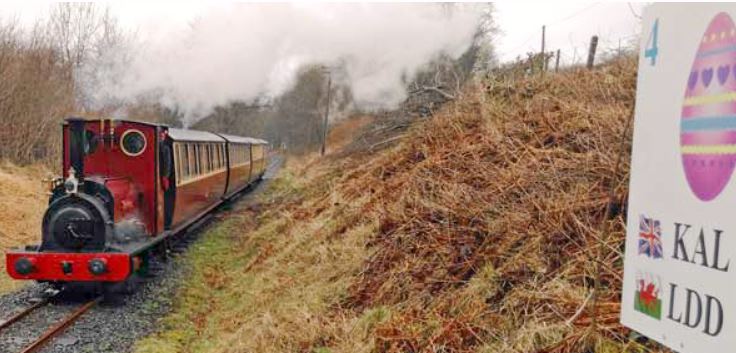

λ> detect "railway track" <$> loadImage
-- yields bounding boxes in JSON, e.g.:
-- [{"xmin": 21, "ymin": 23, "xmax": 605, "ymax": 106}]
[{"xmin": 0, "ymin": 294, "xmax": 100, "ymax": 353}]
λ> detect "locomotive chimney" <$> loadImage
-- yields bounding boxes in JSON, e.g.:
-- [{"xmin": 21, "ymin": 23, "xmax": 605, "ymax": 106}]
[{"xmin": 67, "ymin": 117, "xmax": 86, "ymax": 179}]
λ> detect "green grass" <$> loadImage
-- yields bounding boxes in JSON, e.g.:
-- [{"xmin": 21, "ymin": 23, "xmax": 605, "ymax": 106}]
[
  {"xmin": 135, "ymin": 165, "xmax": 376, "ymax": 353},
  {"xmin": 136, "ymin": 217, "xmax": 258, "ymax": 353}
]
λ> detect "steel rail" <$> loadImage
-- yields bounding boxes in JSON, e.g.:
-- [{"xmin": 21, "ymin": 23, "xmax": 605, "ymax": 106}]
[
  {"xmin": 17, "ymin": 296, "xmax": 101, "ymax": 353},
  {"xmin": 0, "ymin": 298, "xmax": 51, "ymax": 333}
]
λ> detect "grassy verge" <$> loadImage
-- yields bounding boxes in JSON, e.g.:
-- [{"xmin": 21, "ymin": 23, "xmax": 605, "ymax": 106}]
[{"xmin": 136, "ymin": 164, "xmax": 378, "ymax": 353}]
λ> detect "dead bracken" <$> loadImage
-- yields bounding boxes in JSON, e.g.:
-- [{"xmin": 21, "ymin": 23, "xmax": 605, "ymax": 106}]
[{"xmin": 330, "ymin": 56, "xmax": 644, "ymax": 352}]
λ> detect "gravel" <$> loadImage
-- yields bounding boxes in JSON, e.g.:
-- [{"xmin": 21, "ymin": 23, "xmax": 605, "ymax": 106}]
[{"xmin": 0, "ymin": 155, "xmax": 283, "ymax": 353}]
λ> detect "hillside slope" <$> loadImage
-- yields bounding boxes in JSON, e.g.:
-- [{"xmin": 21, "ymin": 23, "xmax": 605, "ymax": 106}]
[{"xmin": 136, "ymin": 57, "xmax": 666, "ymax": 353}]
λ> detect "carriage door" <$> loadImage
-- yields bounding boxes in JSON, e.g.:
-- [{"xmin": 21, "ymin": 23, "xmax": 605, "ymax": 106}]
[{"xmin": 160, "ymin": 138, "xmax": 176, "ymax": 229}]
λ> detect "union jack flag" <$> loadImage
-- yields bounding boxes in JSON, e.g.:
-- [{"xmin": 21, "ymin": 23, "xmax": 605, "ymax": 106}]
[{"xmin": 638, "ymin": 215, "xmax": 663, "ymax": 259}]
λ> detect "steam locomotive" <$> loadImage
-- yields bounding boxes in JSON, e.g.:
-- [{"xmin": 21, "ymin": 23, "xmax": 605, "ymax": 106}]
[{"xmin": 5, "ymin": 118, "xmax": 268, "ymax": 285}]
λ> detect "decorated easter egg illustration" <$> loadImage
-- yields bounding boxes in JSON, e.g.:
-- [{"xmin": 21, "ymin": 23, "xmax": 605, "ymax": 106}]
[{"xmin": 681, "ymin": 12, "xmax": 736, "ymax": 201}]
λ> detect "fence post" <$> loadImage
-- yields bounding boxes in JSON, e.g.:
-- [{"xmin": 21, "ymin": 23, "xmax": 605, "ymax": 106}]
[
  {"xmin": 528, "ymin": 54, "xmax": 534, "ymax": 75},
  {"xmin": 320, "ymin": 73, "xmax": 331, "ymax": 156},
  {"xmin": 555, "ymin": 49, "xmax": 561, "ymax": 73},
  {"xmin": 541, "ymin": 25, "xmax": 546, "ymax": 75},
  {"xmin": 587, "ymin": 35, "xmax": 599, "ymax": 69}
]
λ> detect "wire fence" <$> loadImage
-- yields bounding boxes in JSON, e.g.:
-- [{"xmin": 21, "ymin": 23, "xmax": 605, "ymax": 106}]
[{"xmin": 499, "ymin": 3, "xmax": 643, "ymax": 72}]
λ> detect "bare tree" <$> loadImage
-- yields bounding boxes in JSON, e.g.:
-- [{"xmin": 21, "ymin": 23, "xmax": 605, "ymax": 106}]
[
  {"xmin": 408, "ymin": 3, "xmax": 497, "ymax": 102},
  {"xmin": 0, "ymin": 17, "xmax": 75, "ymax": 165},
  {"xmin": 47, "ymin": 3, "xmax": 102, "ymax": 67},
  {"xmin": 46, "ymin": 3, "xmax": 132, "ymax": 110}
]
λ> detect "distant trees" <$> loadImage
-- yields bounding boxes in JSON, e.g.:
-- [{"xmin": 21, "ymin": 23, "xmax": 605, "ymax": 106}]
[
  {"xmin": 194, "ymin": 65, "xmax": 353, "ymax": 154},
  {"xmin": 193, "ymin": 101, "xmax": 273, "ymax": 138}
]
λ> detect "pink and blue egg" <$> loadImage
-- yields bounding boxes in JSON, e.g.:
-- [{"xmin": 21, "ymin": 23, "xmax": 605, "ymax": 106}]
[{"xmin": 681, "ymin": 12, "xmax": 736, "ymax": 201}]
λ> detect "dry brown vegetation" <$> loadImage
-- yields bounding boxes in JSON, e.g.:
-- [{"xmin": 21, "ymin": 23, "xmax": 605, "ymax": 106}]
[
  {"xmin": 136, "ymin": 56, "xmax": 671, "ymax": 353},
  {"xmin": 337, "ymin": 58, "xmax": 638, "ymax": 352},
  {"xmin": 0, "ymin": 163, "xmax": 49, "ymax": 294},
  {"xmin": 0, "ymin": 22, "xmax": 75, "ymax": 165}
]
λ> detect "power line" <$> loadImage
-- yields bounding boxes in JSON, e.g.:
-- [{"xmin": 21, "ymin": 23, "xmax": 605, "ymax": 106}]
[
  {"xmin": 506, "ymin": 31, "xmax": 537, "ymax": 54},
  {"xmin": 546, "ymin": 3, "xmax": 601, "ymax": 28}
]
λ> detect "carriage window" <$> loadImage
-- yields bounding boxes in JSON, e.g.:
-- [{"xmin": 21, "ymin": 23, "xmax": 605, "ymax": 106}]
[
  {"xmin": 205, "ymin": 144, "xmax": 210, "ymax": 172},
  {"xmin": 212, "ymin": 144, "xmax": 217, "ymax": 170},
  {"xmin": 182, "ymin": 144, "xmax": 189, "ymax": 179},
  {"xmin": 175, "ymin": 144, "xmax": 183, "ymax": 184},
  {"xmin": 204, "ymin": 144, "xmax": 208, "ymax": 173},
  {"xmin": 208, "ymin": 144, "xmax": 214, "ymax": 172},
  {"xmin": 199, "ymin": 143, "xmax": 204, "ymax": 174},
  {"xmin": 188, "ymin": 144, "xmax": 195, "ymax": 177},
  {"xmin": 216, "ymin": 145, "xmax": 222, "ymax": 169},
  {"xmin": 205, "ymin": 144, "xmax": 211, "ymax": 173},
  {"xmin": 214, "ymin": 145, "xmax": 218, "ymax": 169},
  {"xmin": 201, "ymin": 144, "xmax": 206, "ymax": 173},
  {"xmin": 189, "ymin": 144, "xmax": 197, "ymax": 176},
  {"xmin": 180, "ymin": 145, "xmax": 185, "ymax": 180},
  {"xmin": 214, "ymin": 145, "xmax": 219, "ymax": 170},
  {"xmin": 198, "ymin": 144, "xmax": 205, "ymax": 174},
  {"xmin": 173, "ymin": 144, "xmax": 180, "ymax": 182},
  {"xmin": 196, "ymin": 144, "xmax": 202, "ymax": 175}
]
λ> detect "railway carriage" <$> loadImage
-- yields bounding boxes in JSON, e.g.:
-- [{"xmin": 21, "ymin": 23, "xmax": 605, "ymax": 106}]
[
  {"xmin": 220, "ymin": 134, "xmax": 268, "ymax": 197},
  {"xmin": 5, "ymin": 118, "xmax": 268, "ymax": 285}
]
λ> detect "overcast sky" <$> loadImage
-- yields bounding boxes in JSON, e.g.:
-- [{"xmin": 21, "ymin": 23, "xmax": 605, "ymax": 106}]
[
  {"xmin": 3, "ymin": 1, "xmax": 646, "ymax": 65},
  {"xmin": 495, "ymin": 2, "xmax": 646, "ymax": 64}
]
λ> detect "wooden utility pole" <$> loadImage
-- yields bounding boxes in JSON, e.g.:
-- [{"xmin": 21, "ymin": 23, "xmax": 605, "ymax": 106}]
[
  {"xmin": 320, "ymin": 72, "xmax": 331, "ymax": 156},
  {"xmin": 587, "ymin": 35, "xmax": 599, "ymax": 69},
  {"xmin": 555, "ymin": 49, "xmax": 561, "ymax": 73},
  {"xmin": 541, "ymin": 25, "xmax": 546, "ymax": 73}
]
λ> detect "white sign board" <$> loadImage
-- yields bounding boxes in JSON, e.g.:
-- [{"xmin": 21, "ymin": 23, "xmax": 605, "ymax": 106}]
[{"xmin": 622, "ymin": 4, "xmax": 736, "ymax": 352}]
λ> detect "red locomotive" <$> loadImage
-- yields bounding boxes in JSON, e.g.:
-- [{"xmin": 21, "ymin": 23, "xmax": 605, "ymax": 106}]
[{"xmin": 5, "ymin": 118, "xmax": 268, "ymax": 286}]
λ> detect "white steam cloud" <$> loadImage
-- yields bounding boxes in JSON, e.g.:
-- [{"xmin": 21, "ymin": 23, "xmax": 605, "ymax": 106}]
[{"xmin": 94, "ymin": 3, "xmax": 482, "ymax": 122}]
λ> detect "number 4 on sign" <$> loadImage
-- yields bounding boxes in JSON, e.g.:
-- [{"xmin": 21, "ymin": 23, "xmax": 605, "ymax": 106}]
[{"xmin": 645, "ymin": 19, "xmax": 659, "ymax": 66}]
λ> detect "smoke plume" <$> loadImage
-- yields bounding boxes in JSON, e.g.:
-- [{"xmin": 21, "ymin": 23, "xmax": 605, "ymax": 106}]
[{"xmin": 93, "ymin": 3, "xmax": 483, "ymax": 123}]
